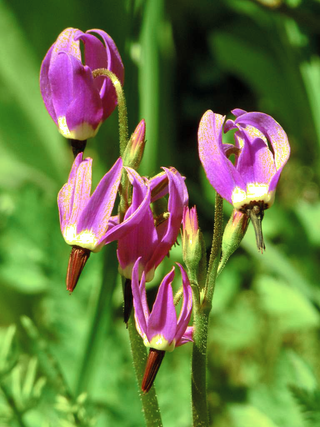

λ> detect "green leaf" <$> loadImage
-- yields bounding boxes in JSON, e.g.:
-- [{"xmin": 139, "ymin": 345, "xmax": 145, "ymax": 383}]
[
  {"xmin": 228, "ymin": 404, "xmax": 279, "ymax": 427},
  {"xmin": 255, "ymin": 275, "xmax": 320, "ymax": 332}
]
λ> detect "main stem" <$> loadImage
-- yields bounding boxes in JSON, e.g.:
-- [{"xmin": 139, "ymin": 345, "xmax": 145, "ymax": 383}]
[{"xmin": 191, "ymin": 193, "xmax": 223, "ymax": 427}]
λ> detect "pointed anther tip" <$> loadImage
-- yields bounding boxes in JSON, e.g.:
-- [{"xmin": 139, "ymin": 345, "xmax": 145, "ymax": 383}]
[
  {"xmin": 141, "ymin": 348, "xmax": 166, "ymax": 394},
  {"xmin": 66, "ymin": 246, "xmax": 91, "ymax": 292},
  {"xmin": 246, "ymin": 203, "xmax": 266, "ymax": 254}
]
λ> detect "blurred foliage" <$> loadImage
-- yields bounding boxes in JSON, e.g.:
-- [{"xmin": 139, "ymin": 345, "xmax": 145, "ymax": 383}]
[{"xmin": 1, "ymin": 0, "xmax": 320, "ymax": 425}]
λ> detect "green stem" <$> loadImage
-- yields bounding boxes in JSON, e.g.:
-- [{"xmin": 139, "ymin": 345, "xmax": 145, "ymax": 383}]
[
  {"xmin": 0, "ymin": 383, "xmax": 28, "ymax": 427},
  {"xmin": 127, "ymin": 315, "xmax": 163, "ymax": 427},
  {"xmin": 203, "ymin": 194, "xmax": 224, "ymax": 309},
  {"xmin": 92, "ymin": 68, "xmax": 129, "ymax": 155},
  {"xmin": 191, "ymin": 193, "xmax": 224, "ymax": 427}
]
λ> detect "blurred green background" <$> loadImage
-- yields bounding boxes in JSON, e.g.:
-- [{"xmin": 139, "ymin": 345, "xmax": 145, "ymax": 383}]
[{"xmin": 1, "ymin": 0, "xmax": 320, "ymax": 425}]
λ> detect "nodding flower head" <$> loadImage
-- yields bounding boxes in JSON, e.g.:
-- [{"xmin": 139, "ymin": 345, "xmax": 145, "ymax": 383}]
[
  {"xmin": 131, "ymin": 258, "xmax": 193, "ymax": 392},
  {"xmin": 58, "ymin": 153, "xmax": 150, "ymax": 291},
  {"xmin": 198, "ymin": 108, "xmax": 290, "ymax": 251},
  {"xmin": 40, "ymin": 27, "xmax": 124, "ymax": 140},
  {"xmin": 117, "ymin": 166, "xmax": 188, "ymax": 282}
]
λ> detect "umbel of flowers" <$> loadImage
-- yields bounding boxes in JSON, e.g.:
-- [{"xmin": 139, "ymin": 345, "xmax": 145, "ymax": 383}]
[{"xmin": 40, "ymin": 25, "xmax": 291, "ymax": 426}]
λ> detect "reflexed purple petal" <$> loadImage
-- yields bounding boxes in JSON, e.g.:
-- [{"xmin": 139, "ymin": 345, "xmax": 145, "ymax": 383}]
[
  {"xmin": 150, "ymin": 171, "xmax": 168, "ymax": 202},
  {"xmin": 117, "ymin": 169, "xmax": 157, "ymax": 275},
  {"xmin": 64, "ymin": 58, "xmax": 103, "ymax": 136},
  {"xmin": 175, "ymin": 264, "xmax": 193, "ymax": 343},
  {"xmin": 40, "ymin": 45, "xmax": 57, "ymax": 124},
  {"xmin": 268, "ymin": 168, "xmax": 283, "ymax": 193},
  {"xmin": 198, "ymin": 110, "xmax": 245, "ymax": 203},
  {"xmin": 101, "ymin": 174, "xmax": 151, "ymax": 245},
  {"xmin": 146, "ymin": 268, "xmax": 177, "ymax": 344},
  {"xmin": 231, "ymin": 108, "xmax": 247, "ymax": 118},
  {"xmin": 145, "ymin": 168, "xmax": 186, "ymax": 274},
  {"xmin": 51, "ymin": 28, "xmax": 82, "ymax": 62},
  {"xmin": 88, "ymin": 29, "xmax": 124, "ymax": 85},
  {"xmin": 131, "ymin": 259, "xmax": 148, "ymax": 337},
  {"xmin": 176, "ymin": 326, "xmax": 194, "ymax": 347},
  {"xmin": 224, "ymin": 119, "xmax": 236, "ymax": 133},
  {"xmin": 234, "ymin": 112, "xmax": 290, "ymax": 171},
  {"xmin": 88, "ymin": 29, "xmax": 124, "ymax": 119},
  {"xmin": 124, "ymin": 168, "xmax": 149, "ymax": 215},
  {"xmin": 57, "ymin": 153, "xmax": 85, "ymax": 230},
  {"xmin": 49, "ymin": 52, "xmax": 75, "ymax": 119},
  {"xmin": 77, "ymin": 157, "xmax": 122, "ymax": 239},
  {"xmin": 69, "ymin": 158, "xmax": 92, "ymax": 225},
  {"xmin": 235, "ymin": 130, "xmax": 276, "ymax": 185}
]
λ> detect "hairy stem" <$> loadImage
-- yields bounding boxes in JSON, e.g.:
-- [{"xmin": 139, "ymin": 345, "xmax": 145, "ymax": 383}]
[
  {"xmin": 191, "ymin": 193, "xmax": 223, "ymax": 427},
  {"xmin": 92, "ymin": 68, "xmax": 129, "ymax": 155}
]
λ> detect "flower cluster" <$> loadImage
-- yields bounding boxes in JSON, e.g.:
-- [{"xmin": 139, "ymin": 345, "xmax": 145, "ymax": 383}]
[{"xmin": 40, "ymin": 27, "xmax": 290, "ymax": 396}]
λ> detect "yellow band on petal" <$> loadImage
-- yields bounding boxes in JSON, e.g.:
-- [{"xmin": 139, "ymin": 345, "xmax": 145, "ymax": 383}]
[
  {"xmin": 63, "ymin": 224, "xmax": 100, "ymax": 251},
  {"xmin": 58, "ymin": 116, "xmax": 101, "ymax": 141},
  {"xmin": 231, "ymin": 184, "xmax": 275, "ymax": 210},
  {"xmin": 148, "ymin": 334, "xmax": 175, "ymax": 352}
]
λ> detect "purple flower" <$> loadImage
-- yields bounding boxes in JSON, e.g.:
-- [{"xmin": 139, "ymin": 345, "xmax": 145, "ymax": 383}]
[
  {"xmin": 131, "ymin": 259, "xmax": 193, "ymax": 352},
  {"xmin": 198, "ymin": 108, "xmax": 290, "ymax": 250},
  {"xmin": 131, "ymin": 259, "xmax": 193, "ymax": 392},
  {"xmin": 40, "ymin": 27, "xmax": 124, "ymax": 140},
  {"xmin": 58, "ymin": 153, "xmax": 150, "ymax": 291},
  {"xmin": 117, "ymin": 166, "xmax": 188, "ymax": 282}
]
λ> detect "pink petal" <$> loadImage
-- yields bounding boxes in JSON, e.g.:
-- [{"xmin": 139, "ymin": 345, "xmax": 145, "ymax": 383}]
[
  {"xmin": 77, "ymin": 157, "xmax": 122, "ymax": 239},
  {"xmin": 198, "ymin": 110, "xmax": 245, "ymax": 203},
  {"xmin": 146, "ymin": 267, "xmax": 177, "ymax": 345}
]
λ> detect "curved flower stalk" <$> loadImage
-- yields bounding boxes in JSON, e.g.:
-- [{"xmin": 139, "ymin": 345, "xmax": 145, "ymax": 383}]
[
  {"xmin": 40, "ymin": 27, "xmax": 124, "ymax": 141},
  {"xmin": 58, "ymin": 153, "xmax": 150, "ymax": 291},
  {"xmin": 117, "ymin": 167, "xmax": 188, "ymax": 282},
  {"xmin": 198, "ymin": 108, "xmax": 290, "ymax": 251},
  {"xmin": 131, "ymin": 258, "xmax": 193, "ymax": 392}
]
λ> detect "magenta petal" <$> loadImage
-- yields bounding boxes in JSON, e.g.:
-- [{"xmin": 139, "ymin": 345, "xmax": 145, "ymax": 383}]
[
  {"xmin": 124, "ymin": 168, "xmax": 149, "ymax": 215},
  {"xmin": 145, "ymin": 168, "xmax": 187, "ymax": 274},
  {"xmin": 40, "ymin": 45, "xmax": 57, "ymax": 124},
  {"xmin": 149, "ymin": 171, "xmax": 169, "ymax": 202},
  {"xmin": 51, "ymin": 28, "xmax": 82, "ymax": 62},
  {"xmin": 68, "ymin": 158, "xmax": 92, "ymax": 226},
  {"xmin": 198, "ymin": 110, "xmax": 245, "ymax": 203},
  {"xmin": 117, "ymin": 169, "xmax": 157, "ymax": 274},
  {"xmin": 175, "ymin": 264, "xmax": 193, "ymax": 343},
  {"xmin": 88, "ymin": 29, "xmax": 124, "ymax": 119},
  {"xmin": 102, "ymin": 173, "xmax": 151, "ymax": 245},
  {"xmin": 234, "ymin": 112, "xmax": 290, "ymax": 172},
  {"xmin": 88, "ymin": 29, "xmax": 124, "ymax": 85},
  {"xmin": 131, "ymin": 259, "xmax": 148, "ymax": 337},
  {"xmin": 57, "ymin": 153, "xmax": 84, "ymax": 230},
  {"xmin": 76, "ymin": 157, "xmax": 122, "ymax": 239},
  {"xmin": 176, "ymin": 326, "xmax": 194, "ymax": 347},
  {"xmin": 231, "ymin": 108, "xmax": 247, "ymax": 118},
  {"xmin": 147, "ymin": 268, "xmax": 177, "ymax": 345},
  {"xmin": 48, "ymin": 52, "xmax": 75, "ymax": 119},
  {"xmin": 64, "ymin": 56, "xmax": 103, "ymax": 133}
]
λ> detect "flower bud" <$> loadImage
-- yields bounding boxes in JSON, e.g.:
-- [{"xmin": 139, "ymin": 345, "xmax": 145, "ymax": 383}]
[
  {"xmin": 218, "ymin": 209, "xmax": 249, "ymax": 275},
  {"xmin": 123, "ymin": 120, "xmax": 146, "ymax": 169},
  {"xmin": 181, "ymin": 206, "xmax": 205, "ymax": 282}
]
